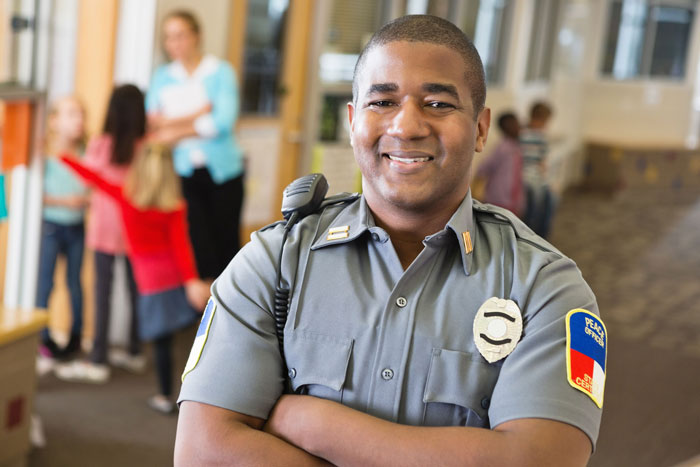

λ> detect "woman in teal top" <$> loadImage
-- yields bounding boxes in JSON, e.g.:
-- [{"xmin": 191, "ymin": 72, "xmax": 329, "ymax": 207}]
[{"xmin": 146, "ymin": 9, "xmax": 244, "ymax": 282}]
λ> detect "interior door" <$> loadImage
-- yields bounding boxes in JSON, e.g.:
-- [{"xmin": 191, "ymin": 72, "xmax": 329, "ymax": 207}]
[{"xmin": 227, "ymin": 0, "xmax": 314, "ymax": 235}]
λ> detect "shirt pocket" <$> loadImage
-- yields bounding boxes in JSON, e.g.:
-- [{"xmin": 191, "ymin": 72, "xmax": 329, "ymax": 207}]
[
  {"xmin": 285, "ymin": 330, "xmax": 353, "ymax": 404},
  {"xmin": 422, "ymin": 348, "xmax": 500, "ymax": 428}
]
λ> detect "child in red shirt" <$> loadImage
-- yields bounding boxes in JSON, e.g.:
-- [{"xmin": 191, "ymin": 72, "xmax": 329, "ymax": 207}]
[{"xmin": 61, "ymin": 144, "xmax": 209, "ymax": 414}]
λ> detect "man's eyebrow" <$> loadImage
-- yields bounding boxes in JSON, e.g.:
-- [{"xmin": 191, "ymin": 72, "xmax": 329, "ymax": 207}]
[
  {"xmin": 422, "ymin": 83, "xmax": 460, "ymax": 101},
  {"xmin": 366, "ymin": 83, "xmax": 398, "ymax": 96}
]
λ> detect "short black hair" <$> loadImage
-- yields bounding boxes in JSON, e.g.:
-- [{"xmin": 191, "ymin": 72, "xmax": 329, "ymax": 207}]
[
  {"xmin": 352, "ymin": 15, "xmax": 486, "ymax": 118},
  {"xmin": 497, "ymin": 112, "xmax": 518, "ymax": 133},
  {"xmin": 530, "ymin": 101, "xmax": 552, "ymax": 121}
]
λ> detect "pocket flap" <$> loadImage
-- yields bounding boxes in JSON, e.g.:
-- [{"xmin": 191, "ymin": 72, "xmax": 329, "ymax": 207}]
[
  {"xmin": 423, "ymin": 348, "xmax": 499, "ymax": 419},
  {"xmin": 285, "ymin": 331, "xmax": 353, "ymax": 392}
]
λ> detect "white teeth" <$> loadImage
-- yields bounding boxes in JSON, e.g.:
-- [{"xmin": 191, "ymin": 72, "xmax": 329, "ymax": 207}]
[{"xmin": 387, "ymin": 155, "xmax": 431, "ymax": 163}]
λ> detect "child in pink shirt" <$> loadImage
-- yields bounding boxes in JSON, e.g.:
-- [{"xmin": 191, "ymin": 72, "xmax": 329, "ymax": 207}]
[{"xmin": 56, "ymin": 85, "xmax": 146, "ymax": 383}]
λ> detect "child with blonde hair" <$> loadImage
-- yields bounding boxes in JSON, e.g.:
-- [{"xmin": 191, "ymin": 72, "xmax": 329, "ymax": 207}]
[
  {"xmin": 61, "ymin": 143, "xmax": 209, "ymax": 413},
  {"xmin": 37, "ymin": 96, "xmax": 89, "ymax": 359}
]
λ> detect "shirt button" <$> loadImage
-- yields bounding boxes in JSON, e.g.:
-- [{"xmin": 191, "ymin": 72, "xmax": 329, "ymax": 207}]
[
  {"xmin": 288, "ymin": 368, "xmax": 297, "ymax": 379},
  {"xmin": 371, "ymin": 233, "xmax": 380, "ymax": 241},
  {"xmin": 396, "ymin": 297, "xmax": 407, "ymax": 308},
  {"xmin": 481, "ymin": 397, "xmax": 490, "ymax": 410},
  {"xmin": 381, "ymin": 368, "xmax": 394, "ymax": 380}
]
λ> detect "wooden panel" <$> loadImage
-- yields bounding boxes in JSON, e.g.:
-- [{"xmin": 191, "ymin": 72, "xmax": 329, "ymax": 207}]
[
  {"xmin": 226, "ymin": 0, "xmax": 248, "ymax": 86},
  {"xmin": 276, "ymin": 0, "xmax": 314, "ymax": 213},
  {"xmin": 74, "ymin": 0, "xmax": 119, "ymax": 137}
]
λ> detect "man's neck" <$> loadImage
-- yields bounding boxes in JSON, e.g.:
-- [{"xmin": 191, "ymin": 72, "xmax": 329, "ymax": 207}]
[{"xmin": 369, "ymin": 196, "xmax": 464, "ymax": 270}]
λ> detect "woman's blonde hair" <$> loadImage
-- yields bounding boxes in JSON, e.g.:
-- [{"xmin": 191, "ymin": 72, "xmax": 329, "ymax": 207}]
[{"xmin": 123, "ymin": 143, "xmax": 182, "ymax": 211}]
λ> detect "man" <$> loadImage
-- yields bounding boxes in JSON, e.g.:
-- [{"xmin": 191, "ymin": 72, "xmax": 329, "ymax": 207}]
[{"xmin": 175, "ymin": 15, "xmax": 605, "ymax": 466}]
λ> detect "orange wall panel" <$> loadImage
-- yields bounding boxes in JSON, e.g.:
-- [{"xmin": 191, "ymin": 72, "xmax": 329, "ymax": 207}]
[{"xmin": 1, "ymin": 101, "xmax": 32, "ymax": 170}]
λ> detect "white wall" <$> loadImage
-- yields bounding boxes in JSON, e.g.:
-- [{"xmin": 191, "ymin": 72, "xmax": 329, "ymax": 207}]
[
  {"xmin": 114, "ymin": 0, "xmax": 157, "ymax": 89},
  {"xmin": 46, "ymin": 0, "xmax": 79, "ymax": 101},
  {"xmin": 578, "ymin": 0, "xmax": 700, "ymax": 148}
]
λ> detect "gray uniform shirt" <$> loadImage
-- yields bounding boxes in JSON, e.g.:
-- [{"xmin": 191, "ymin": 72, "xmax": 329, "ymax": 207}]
[{"xmin": 179, "ymin": 192, "xmax": 603, "ymax": 448}]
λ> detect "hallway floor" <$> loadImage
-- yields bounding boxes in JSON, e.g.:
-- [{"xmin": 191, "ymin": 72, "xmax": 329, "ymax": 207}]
[{"xmin": 29, "ymin": 187, "xmax": 700, "ymax": 467}]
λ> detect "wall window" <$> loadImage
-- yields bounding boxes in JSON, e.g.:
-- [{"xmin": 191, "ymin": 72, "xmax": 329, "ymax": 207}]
[
  {"xmin": 241, "ymin": 0, "xmax": 289, "ymax": 115},
  {"xmin": 460, "ymin": 0, "xmax": 514, "ymax": 85},
  {"xmin": 602, "ymin": 0, "xmax": 695, "ymax": 80},
  {"xmin": 526, "ymin": 0, "xmax": 561, "ymax": 82}
]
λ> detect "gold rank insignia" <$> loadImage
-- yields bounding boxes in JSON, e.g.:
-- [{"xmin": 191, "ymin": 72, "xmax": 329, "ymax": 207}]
[
  {"xmin": 462, "ymin": 231, "xmax": 473, "ymax": 254},
  {"xmin": 327, "ymin": 225, "xmax": 350, "ymax": 241}
]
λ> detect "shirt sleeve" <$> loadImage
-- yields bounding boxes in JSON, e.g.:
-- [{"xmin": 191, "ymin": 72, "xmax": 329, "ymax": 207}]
[
  {"xmin": 59, "ymin": 155, "xmax": 123, "ymax": 202},
  {"xmin": 168, "ymin": 207, "xmax": 199, "ymax": 283},
  {"xmin": 196, "ymin": 61, "xmax": 239, "ymax": 138},
  {"xmin": 145, "ymin": 66, "xmax": 165, "ymax": 114},
  {"xmin": 488, "ymin": 250, "xmax": 603, "ymax": 450},
  {"xmin": 177, "ymin": 225, "xmax": 285, "ymax": 418}
]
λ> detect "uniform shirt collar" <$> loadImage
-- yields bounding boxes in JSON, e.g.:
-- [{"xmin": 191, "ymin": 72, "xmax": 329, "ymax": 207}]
[
  {"xmin": 443, "ymin": 190, "xmax": 476, "ymax": 276},
  {"xmin": 311, "ymin": 196, "xmax": 372, "ymax": 250},
  {"xmin": 311, "ymin": 193, "xmax": 477, "ymax": 275}
]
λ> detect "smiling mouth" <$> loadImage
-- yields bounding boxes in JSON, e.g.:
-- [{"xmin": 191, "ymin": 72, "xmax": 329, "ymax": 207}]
[{"xmin": 383, "ymin": 153, "xmax": 434, "ymax": 163}]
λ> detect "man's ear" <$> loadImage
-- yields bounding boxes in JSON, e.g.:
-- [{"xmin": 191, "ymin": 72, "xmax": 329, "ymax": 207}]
[
  {"xmin": 475, "ymin": 107, "xmax": 491, "ymax": 153},
  {"xmin": 347, "ymin": 101, "xmax": 355, "ymax": 146}
]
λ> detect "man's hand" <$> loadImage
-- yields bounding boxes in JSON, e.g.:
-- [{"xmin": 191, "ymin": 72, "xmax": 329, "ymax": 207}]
[
  {"xmin": 261, "ymin": 394, "xmax": 592, "ymax": 467},
  {"xmin": 175, "ymin": 401, "xmax": 332, "ymax": 466},
  {"xmin": 264, "ymin": 395, "xmax": 326, "ymax": 449}
]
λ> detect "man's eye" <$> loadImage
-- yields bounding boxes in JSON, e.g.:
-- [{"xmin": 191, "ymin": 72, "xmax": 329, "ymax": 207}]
[
  {"xmin": 427, "ymin": 101, "xmax": 454, "ymax": 109},
  {"xmin": 369, "ymin": 100, "xmax": 394, "ymax": 107}
]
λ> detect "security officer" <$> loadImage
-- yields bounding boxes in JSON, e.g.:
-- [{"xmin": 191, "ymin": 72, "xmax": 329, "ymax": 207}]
[{"xmin": 175, "ymin": 15, "xmax": 605, "ymax": 466}]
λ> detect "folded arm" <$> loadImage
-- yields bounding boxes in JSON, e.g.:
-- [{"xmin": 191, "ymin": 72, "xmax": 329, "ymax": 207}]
[
  {"xmin": 174, "ymin": 401, "xmax": 331, "ymax": 466},
  {"xmin": 265, "ymin": 395, "xmax": 592, "ymax": 467}
]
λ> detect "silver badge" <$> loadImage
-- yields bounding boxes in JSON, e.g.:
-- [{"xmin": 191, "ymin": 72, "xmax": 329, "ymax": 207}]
[{"xmin": 473, "ymin": 297, "xmax": 523, "ymax": 363}]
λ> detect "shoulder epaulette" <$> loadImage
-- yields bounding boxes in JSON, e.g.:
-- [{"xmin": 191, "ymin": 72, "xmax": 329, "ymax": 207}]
[
  {"xmin": 472, "ymin": 200, "xmax": 563, "ymax": 255},
  {"xmin": 258, "ymin": 192, "xmax": 361, "ymax": 234}
]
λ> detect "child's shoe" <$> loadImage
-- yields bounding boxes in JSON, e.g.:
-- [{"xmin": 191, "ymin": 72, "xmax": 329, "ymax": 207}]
[
  {"xmin": 147, "ymin": 395, "xmax": 176, "ymax": 415},
  {"xmin": 54, "ymin": 360, "xmax": 110, "ymax": 384},
  {"xmin": 61, "ymin": 334, "xmax": 82, "ymax": 357},
  {"xmin": 40, "ymin": 337, "xmax": 62, "ymax": 359},
  {"xmin": 108, "ymin": 348, "xmax": 147, "ymax": 374}
]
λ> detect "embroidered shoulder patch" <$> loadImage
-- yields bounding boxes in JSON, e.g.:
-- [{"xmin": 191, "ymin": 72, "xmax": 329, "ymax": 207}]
[
  {"xmin": 182, "ymin": 298, "xmax": 216, "ymax": 381},
  {"xmin": 566, "ymin": 309, "xmax": 607, "ymax": 408}
]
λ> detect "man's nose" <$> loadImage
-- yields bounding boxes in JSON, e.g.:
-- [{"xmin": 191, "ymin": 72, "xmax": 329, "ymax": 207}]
[{"xmin": 386, "ymin": 102, "xmax": 430, "ymax": 139}]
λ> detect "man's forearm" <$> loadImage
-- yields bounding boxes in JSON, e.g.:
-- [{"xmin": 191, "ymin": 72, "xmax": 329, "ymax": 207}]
[
  {"xmin": 266, "ymin": 395, "xmax": 591, "ymax": 467},
  {"xmin": 175, "ymin": 401, "xmax": 330, "ymax": 466}
]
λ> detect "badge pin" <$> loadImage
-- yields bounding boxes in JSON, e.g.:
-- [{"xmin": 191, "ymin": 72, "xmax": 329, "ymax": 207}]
[
  {"xmin": 473, "ymin": 297, "xmax": 523, "ymax": 363},
  {"xmin": 462, "ymin": 231, "xmax": 473, "ymax": 254},
  {"xmin": 327, "ymin": 225, "xmax": 350, "ymax": 240}
]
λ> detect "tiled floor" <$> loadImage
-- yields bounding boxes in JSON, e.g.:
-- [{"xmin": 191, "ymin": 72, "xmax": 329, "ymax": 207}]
[
  {"xmin": 549, "ymin": 188, "xmax": 700, "ymax": 467},
  {"xmin": 29, "ymin": 186, "xmax": 700, "ymax": 466}
]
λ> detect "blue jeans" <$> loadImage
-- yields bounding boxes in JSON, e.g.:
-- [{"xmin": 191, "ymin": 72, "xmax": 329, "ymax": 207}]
[
  {"xmin": 36, "ymin": 220, "xmax": 85, "ymax": 341},
  {"xmin": 524, "ymin": 184, "xmax": 555, "ymax": 239}
]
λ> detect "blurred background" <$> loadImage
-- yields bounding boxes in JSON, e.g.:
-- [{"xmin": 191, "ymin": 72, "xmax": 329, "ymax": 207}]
[{"xmin": 0, "ymin": 0, "xmax": 699, "ymax": 466}]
